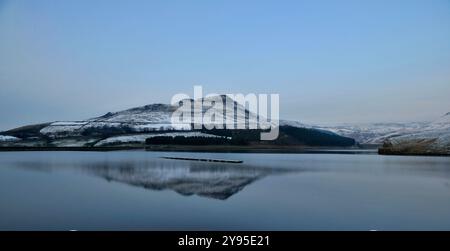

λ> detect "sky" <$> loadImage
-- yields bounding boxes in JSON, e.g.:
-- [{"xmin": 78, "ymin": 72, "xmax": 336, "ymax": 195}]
[{"xmin": 0, "ymin": 0, "xmax": 449, "ymax": 130}]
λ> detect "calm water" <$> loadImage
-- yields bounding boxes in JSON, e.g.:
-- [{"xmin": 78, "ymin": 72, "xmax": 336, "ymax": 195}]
[{"xmin": 1, "ymin": 151, "xmax": 450, "ymax": 230}]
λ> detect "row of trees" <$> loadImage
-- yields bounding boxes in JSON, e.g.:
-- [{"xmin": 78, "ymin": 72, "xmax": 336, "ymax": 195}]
[
  {"xmin": 144, "ymin": 127, "xmax": 355, "ymax": 147},
  {"xmin": 145, "ymin": 136, "xmax": 233, "ymax": 145}
]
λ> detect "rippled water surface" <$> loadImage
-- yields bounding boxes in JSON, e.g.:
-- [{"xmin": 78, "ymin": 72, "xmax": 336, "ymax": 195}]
[{"xmin": 1, "ymin": 151, "xmax": 450, "ymax": 230}]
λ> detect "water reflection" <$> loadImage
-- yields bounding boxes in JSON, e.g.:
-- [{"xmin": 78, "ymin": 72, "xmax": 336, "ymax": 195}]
[
  {"xmin": 9, "ymin": 153, "xmax": 450, "ymax": 201},
  {"xmin": 3, "ymin": 152, "xmax": 450, "ymax": 230},
  {"xmin": 14, "ymin": 157, "xmax": 296, "ymax": 200},
  {"xmin": 83, "ymin": 160, "xmax": 298, "ymax": 200}
]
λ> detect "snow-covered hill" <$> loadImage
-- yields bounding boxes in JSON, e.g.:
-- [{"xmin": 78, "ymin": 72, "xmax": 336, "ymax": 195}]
[
  {"xmin": 37, "ymin": 95, "xmax": 268, "ymax": 139},
  {"xmin": 39, "ymin": 104, "xmax": 189, "ymax": 139},
  {"xmin": 379, "ymin": 113, "xmax": 450, "ymax": 155},
  {"xmin": 380, "ymin": 128, "xmax": 450, "ymax": 155},
  {"xmin": 427, "ymin": 112, "xmax": 450, "ymax": 131},
  {"xmin": 1, "ymin": 95, "xmax": 305, "ymax": 148},
  {"xmin": 315, "ymin": 122, "xmax": 429, "ymax": 144},
  {"xmin": 280, "ymin": 120, "xmax": 427, "ymax": 144},
  {"xmin": 282, "ymin": 112, "xmax": 450, "ymax": 145}
]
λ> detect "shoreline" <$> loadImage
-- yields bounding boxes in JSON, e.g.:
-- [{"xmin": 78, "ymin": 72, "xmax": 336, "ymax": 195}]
[
  {"xmin": 0, "ymin": 146, "xmax": 144, "ymax": 152},
  {"xmin": 0, "ymin": 145, "xmax": 378, "ymax": 154},
  {"xmin": 145, "ymin": 144, "xmax": 378, "ymax": 154},
  {"xmin": 0, "ymin": 146, "xmax": 448, "ymax": 156},
  {"xmin": 378, "ymin": 148, "xmax": 450, "ymax": 157}
]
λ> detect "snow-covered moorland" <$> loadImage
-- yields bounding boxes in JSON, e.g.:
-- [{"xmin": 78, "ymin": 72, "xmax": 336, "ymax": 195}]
[
  {"xmin": 94, "ymin": 132, "xmax": 228, "ymax": 147},
  {"xmin": 4, "ymin": 97, "xmax": 446, "ymax": 152},
  {"xmin": 0, "ymin": 135, "xmax": 19, "ymax": 142},
  {"xmin": 379, "ymin": 113, "xmax": 450, "ymax": 155}
]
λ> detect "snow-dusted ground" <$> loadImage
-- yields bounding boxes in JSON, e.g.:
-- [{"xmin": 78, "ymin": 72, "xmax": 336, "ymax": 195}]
[
  {"xmin": 89, "ymin": 104, "xmax": 175, "ymax": 123},
  {"xmin": 281, "ymin": 120, "xmax": 427, "ymax": 144},
  {"xmin": 8, "ymin": 96, "xmax": 450, "ymax": 148},
  {"xmin": 282, "ymin": 112, "xmax": 450, "ymax": 144},
  {"xmin": 40, "ymin": 121, "xmax": 192, "ymax": 139},
  {"xmin": 50, "ymin": 138, "xmax": 101, "ymax": 147},
  {"xmin": 426, "ymin": 112, "xmax": 450, "ymax": 131},
  {"xmin": 382, "ymin": 128, "xmax": 450, "ymax": 154},
  {"xmin": 38, "ymin": 104, "xmax": 189, "ymax": 138},
  {"xmin": 388, "ymin": 129, "xmax": 450, "ymax": 146},
  {"xmin": 280, "ymin": 120, "xmax": 311, "ymax": 129},
  {"xmin": 316, "ymin": 122, "xmax": 429, "ymax": 144},
  {"xmin": 0, "ymin": 135, "xmax": 20, "ymax": 142},
  {"xmin": 38, "ymin": 98, "xmax": 271, "ymax": 139},
  {"xmin": 50, "ymin": 121, "xmax": 89, "ymax": 126},
  {"xmin": 94, "ymin": 132, "xmax": 229, "ymax": 146},
  {"xmin": 40, "ymin": 122, "xmax": 87, "ymax": 138}
]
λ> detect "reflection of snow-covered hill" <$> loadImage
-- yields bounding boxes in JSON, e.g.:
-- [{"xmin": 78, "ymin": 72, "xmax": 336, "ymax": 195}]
[
  {"xmin": 12, "ymin": 156, "xmax": 297, "ymax": 200},
  {"xmin": 85, "ymin": 162, "xmax": 267, "ymax": 199},
  {"xmin": 79, "ymin": 159, "xmax": 296, "ymax": 200}
]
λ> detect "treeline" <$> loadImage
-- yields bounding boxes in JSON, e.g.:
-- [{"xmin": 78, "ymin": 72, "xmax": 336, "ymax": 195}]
[
  {"xmin": 200, "ymin": 128, "xmax": 262, "ymax": 144},
  {"xmin": 143, "ymin": 126, "xmax": 355, "ymax": 147},
  {"xmin": 201, "ymin": 127, "xmax": 355, "ymax": 147},
  {"xmin": 145, "ymin": 136, "xmax": 233, "ymax": 145},
  {"xmin": 145, "ymin": 129, "xmax": 267, "ymax": 146}
]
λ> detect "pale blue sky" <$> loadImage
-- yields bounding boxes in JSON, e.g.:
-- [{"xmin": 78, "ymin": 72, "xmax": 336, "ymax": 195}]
[{"xmin": 1, "ymin": 0, "xmax": 449, "ymax": 130}]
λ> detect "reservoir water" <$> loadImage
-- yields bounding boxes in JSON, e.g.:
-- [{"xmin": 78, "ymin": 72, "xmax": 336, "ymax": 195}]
[{"xmin": 1, "ymin": 151, "xmax": 450, "ymax": 230}]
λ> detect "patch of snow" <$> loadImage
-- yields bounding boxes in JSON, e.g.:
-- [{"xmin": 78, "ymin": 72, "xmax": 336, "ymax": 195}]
[
  {"xmin": 0, "ymin": 135, "xmax": 20, "ymax": 142},
  {"xmin": 40, "ymin": 121, "xmax": 88, "ymax": 138},
  {"xmin": 128, "ymin": 123, "xmax": 191, "ymax": 131},
  {"xmin": 89, "ymin": 104, "xmax": 175, "ymax": 123},
  {"xmin": 426, "ymin": 113, "xmax": 450, "ymax": 131},
  {"xmin": 51, "ymin": 121, "xmax": 89, "ymax": 126},
  {"xmin": 50, "ymin": 138, "xmax": 100, "ymax": 147}
]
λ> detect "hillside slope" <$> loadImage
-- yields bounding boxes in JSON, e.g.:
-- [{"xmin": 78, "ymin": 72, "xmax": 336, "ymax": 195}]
[
  {"xmin": 379, "ymin": 113, "xmax": 450, "ymax": 155},
  {"xmin": 0, "ymin": 97, "xmax": 355, "ymax": 148}
]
